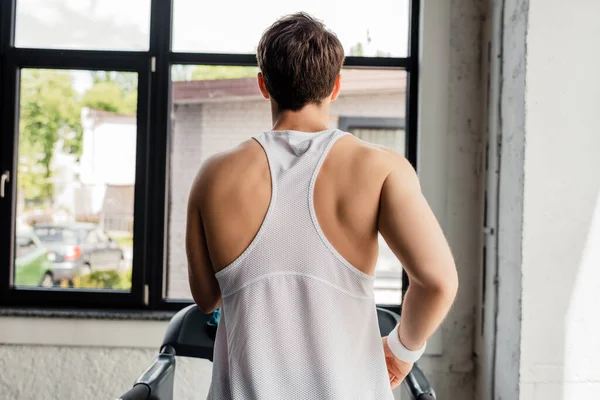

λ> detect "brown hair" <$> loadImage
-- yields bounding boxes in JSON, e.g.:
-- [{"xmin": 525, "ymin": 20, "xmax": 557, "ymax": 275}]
[{"xmin": 257, "ymin": 12, "xmax": 345, "ymax": 111}]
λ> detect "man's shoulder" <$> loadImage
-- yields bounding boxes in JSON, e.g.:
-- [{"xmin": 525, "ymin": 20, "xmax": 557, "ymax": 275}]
[
  {"xmin": 335, "ymin": 133, "xmax": 413, "ymax": 177},
  {"xmin": 200, "ymin": 139, "xmax": 264, "ymax": 178},
  {"xmin": 190, "ymin": 139, "xmax": 266, "ymax": 203}
]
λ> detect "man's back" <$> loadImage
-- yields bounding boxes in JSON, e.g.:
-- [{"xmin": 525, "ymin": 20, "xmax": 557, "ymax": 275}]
[
  {"xmin": 196, "ymin": 129, "xmax": 396, "ymax": 399},
  {"xmin": 197, "ymin": 131, "xmax": 403, "ymax": 277}
]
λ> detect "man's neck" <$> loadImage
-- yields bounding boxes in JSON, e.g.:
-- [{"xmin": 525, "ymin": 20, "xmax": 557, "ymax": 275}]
[{"xmin": 271, "ymin": 102, "xmax": 330, "ymax": 133}]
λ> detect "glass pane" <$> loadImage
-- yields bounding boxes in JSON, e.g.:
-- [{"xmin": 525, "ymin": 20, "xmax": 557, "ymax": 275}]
[
  {"xmin": 350, "ymin": 128, "xmax": 405, "ymax": 155},
  {"xmin": 167, "ymin": 65, "xmax": 406, "ymax": 304},
  {"xmin": 15, "ymin": 0, "xmax": 151, "ymax": 51},
  {"xmin": 14, "ymin": 68, "xmax": 138, "ymax": 291},
  {"xmin": 173, "ymin": 0, "xmax": 409, "ymax": 57},
  {"xmin": 348, "ymin": 126, "xmax": 406, "ymax": 305}
]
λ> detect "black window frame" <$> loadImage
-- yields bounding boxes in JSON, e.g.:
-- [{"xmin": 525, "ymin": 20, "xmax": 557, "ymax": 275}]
[
  {"xmin": 0, "ymin": 0, "xmax": 420, "ymax": 312},
  {"xmin": 338, "ymin": 116, "xmax": 405, "ymax": 133}
]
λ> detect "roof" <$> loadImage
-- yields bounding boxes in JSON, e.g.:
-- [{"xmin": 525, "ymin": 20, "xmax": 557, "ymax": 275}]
[{"xmin": 172, "ymin": 69, "xmax": 406, "ymax": 104}]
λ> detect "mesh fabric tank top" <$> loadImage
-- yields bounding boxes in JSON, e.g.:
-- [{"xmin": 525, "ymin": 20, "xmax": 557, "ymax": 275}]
[{"xmin": 207, "ymin": 129, "xmax": 394, "ymax": 400}]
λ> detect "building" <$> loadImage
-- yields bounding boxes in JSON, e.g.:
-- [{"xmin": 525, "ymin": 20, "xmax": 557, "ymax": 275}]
[{"xmin": 78, "ymin": 107, "xmax": 136, "ymax": 233}]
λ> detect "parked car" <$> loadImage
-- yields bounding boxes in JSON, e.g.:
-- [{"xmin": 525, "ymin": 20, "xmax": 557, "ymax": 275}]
[
  {"xmin": 32, "ymin": 223, "xmax": 124, "ymax": 286},
  {"xmin": 15, "ymin": 231, "xmax": 54, "ymax": 287}
]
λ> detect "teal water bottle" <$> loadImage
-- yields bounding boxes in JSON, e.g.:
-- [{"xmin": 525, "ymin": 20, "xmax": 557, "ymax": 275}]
[{"xmin": 206, "ymin": 307, "xmax": 221, "ymax": 340}]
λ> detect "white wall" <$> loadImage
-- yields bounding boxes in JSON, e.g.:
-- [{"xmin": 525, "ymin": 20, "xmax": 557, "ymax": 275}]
[
  {"xmin": 0, "ymin": 344, "xmax": 212, "ymax": 400},
  {"xmin": 519, "ymin": 0, "xmax": 600, "ymax": 399},
  {"xmin": 487, "ymin": 0, "xmax": 600, "ymax": 399},
  {"xmin": 79, "ymin": 113, "xmax": 137, "ymax": 187},
  {"xmin": 415, "ymin": 0, "xmax": 484, "ymax": 398}
]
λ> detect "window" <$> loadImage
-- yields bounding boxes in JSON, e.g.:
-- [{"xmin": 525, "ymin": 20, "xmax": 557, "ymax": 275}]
[
  {"xmin": 339, "ymin": 117, "xmax": 406, "ymax": 155},
  {"xmin": 14, "ymin": 232, "xmax": 52, "ymax": 287},
  {"xmin": 173, "ymin": 0, "xmax": 409, "ymax": 57},
  {"xmin": 0, "ymin": 0, "xmax": 420, "ymax": 310},
  {"xmin": 15, "ymin": 0, "xmax": 151, "ymax": 51},
  {"xmin": 15, "ymin": 235, "xmax": 37, "ymax": 258},
  {"xmin": 166, "ymin": 68, "xmax": 408, "ymax": 304},
  {"xmin": 6, "ymin": 68, "xmax": 139, "ymax": 293},
  {"xmin": 337, "ymin": 117, "xmax": 407, "ymax": 304}
]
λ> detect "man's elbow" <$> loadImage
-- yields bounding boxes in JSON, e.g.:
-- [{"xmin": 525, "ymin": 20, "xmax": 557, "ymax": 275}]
[
  {"xmin": 431, "ymin": 269, "xmax": 459, "ymax": 304},
  {"xmin": 198, "ymin": 304, "xmax": 219, "ymax": 315},
  {"xmin": 192, "ymin": 292, "xmax": 222, "ymax": 314},
  {"xmin": 415, "ymin": 268, "xmax": 459, "ymax": 304}
]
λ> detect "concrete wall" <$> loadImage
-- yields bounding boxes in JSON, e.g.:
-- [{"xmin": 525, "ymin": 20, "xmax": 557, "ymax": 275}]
[
  {"xmin": 0, "ymin": 1, "xmax": 487, "ymax": 399},
  {"xmin": 416, "ymin": 0, "xmax": 484, "ymax": 398},
  {"xmin": 0, "ymin": 344, "xmax": 212, "ymax": 400},
  {"xmin": 519, "ymin": 0, "xmax": 600, "ymax": 399},
  {"xmin": 491, "ymin": 0, "xmax": 529, "ymax": 399}
]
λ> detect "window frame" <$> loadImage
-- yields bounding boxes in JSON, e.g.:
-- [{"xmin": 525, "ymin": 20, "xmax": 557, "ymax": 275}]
[
  {"xmin": 0, "ymin": 0, "xmax": 421, "ymax": 311},
  {"xmin": 338, "ymin": 116, "xmax": 405, "ymax": 132}
]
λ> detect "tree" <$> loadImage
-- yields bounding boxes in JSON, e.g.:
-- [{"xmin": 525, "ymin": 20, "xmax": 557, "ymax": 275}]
[
  {"xmin": 375, "ymin": 50, "xmax": 392, "ymax": 57},
  {"xmin": 83, "ymin": 71, "xmax": 137, "ymax": 115},
  {"xmin": 172, "ymin": 65, "xmax": 258, "ymax": 82},
  {"xmin": 82, "ymin": 81, "xmax": 137, "ymax": 115},
  {"xmin": 191, "ymin": 65, "xmax": 258, "ymax": 81},
  {"xmin": 92, "ymin": 71, "xmax": 138, "ymax": 95},
  {"xmin": 350, "ymin": 42, "xmax": 364, "ymax": 56},
  {"xmin": 19, "ymin": 69, "xmax": 82, "ymax": 203}
]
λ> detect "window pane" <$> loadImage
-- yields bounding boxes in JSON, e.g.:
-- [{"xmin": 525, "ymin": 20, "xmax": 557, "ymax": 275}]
[
  {"xmin": 15, "ymin": 0, "xmax": 151, "ymax": 51},
  {"xmin": 347, "ymin": 125, "xmax": 406, "ymax": 305},
  {"xmin": 167, "ymin": 65, "xmax": 406, "ymax": 304},
  {"xmin": 14, "ymin": 69, "xmax": 138, "ymax": 291},
  {"xmin": 350, "ymin": 128, "xmax": 405, "ymax": 155},
  {"xmin": 173, "ymin": 0, "xmax": 409, "ymax": 57}
]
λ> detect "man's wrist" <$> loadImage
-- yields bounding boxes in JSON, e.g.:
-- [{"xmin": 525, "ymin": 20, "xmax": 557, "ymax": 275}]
[
  {"xmin": 387, "ymin": 324, "xmax": 426, "ymax": 363},
  {"xmin": 397, "ymin": 326, "xmax": 426, "ymax": 351}
]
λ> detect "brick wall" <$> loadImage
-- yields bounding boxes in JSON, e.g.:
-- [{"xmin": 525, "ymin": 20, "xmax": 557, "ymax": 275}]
[{"xmin": 167, "ymin": 92, "xmax": 405, "ymax": 299}]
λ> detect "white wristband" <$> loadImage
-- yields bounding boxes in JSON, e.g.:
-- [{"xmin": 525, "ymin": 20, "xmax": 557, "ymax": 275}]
[{"xmin": 387, "ymin": 324, "xmax": 426, "ymax": 363}]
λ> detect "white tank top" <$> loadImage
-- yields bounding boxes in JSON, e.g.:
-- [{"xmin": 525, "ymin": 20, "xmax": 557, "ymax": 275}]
[{"xmin": 207, "ymin": 129, "xmax": 394, "ymax": 400}]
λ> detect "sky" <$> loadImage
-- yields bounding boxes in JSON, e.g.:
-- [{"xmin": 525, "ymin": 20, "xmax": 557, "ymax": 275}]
[
  {"xmin": 15, "ymin": 0, "xmax": 409, "ymax": 93},
  {"xmin": 173, "ymin": 0, "xmax": 409, "ymax": 56},
  {"xmin": 16, "ymin": 0, "xmax": 409, "ymax": 56}
]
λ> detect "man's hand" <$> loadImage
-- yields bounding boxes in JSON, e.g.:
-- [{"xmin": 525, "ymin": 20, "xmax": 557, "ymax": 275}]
[{"xmin": 382, "ymin": 336, "xmax": 414, "ymax": 389}]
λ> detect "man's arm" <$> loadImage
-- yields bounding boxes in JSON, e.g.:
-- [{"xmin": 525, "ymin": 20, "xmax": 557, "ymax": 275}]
[
  {"xmin": 186, "ymin": 167, "xmax": 222, "ymax": 314},
  {"xmin": 378, "ymin": 154, "xmax": 458, "ymax": 354}
]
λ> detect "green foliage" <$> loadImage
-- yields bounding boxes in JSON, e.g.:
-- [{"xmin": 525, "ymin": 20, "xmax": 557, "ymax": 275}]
[
  {"xmin": 84, "ymin": 71, "xmax": 138, "ymax": 114},
  {"xmin": 82, "ymin": 81, "xmax": 137, "ymax": 115},
  {"xmin": 19, "ymin": 69, "xmax": 82, "ymax": 202},
  {"xmin": 92, "ymin": 71, "xmax": 138, "ymax": 95},
  {"xmin": 77, "ymin": 269, "xmax": 132, "ymax": 290},
  {"xmin": 191, "ymin": 65, "xmax": 258, "ymax": 81},
  {"xmin": 350, "ymin": 41, "xmax": 391, "ymax": 58},
  {"xmin": 108, "ymin": 232, "xmax": 133, "ymax": 250},
  {"xmin": 115, "ymin": 235, "xmax": 133, "ymax": 249},
  {"xmin": 172, "ymin": 65, "xmax": 258, "ymax": 82},
  {"xmin": 19, "ymin": 70, "xmax": 138, "ymax": 204},
  {"xmin": 350, "ymin": 42, "xmax": 364, "ymax": 56},
  {"xmin": 375, "ymin": 50, "xmax": 392, "ymax": 57}
]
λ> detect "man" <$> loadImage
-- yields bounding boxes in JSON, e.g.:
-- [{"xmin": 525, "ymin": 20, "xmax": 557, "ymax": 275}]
[{"xmin": 186, "ymin": 12, "xmax": 458, "ymax": 399}]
